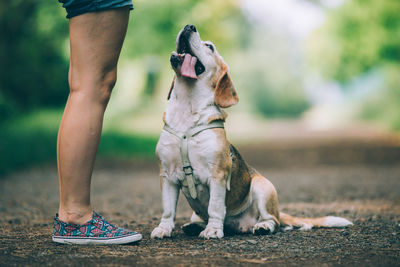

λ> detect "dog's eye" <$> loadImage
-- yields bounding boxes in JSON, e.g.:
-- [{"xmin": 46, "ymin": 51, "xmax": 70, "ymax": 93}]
[{"xmin": 205, "ymin": 43, "xmax": 214, "ymax": 52}]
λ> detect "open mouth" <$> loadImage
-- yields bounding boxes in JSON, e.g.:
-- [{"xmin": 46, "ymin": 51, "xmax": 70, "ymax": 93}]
[{"xmin": 170, "ymin": 29, "xmax": 205, "ymax": 79}]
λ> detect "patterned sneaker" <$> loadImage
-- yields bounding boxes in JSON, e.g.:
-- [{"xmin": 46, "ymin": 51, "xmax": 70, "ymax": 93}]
[{"xmin": 52, "ymin": 211, "xmax": 142, "ymax": 245}]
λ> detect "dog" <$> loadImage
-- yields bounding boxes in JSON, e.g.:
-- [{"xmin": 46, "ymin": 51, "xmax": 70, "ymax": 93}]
[{"xmin": 151, "ymin": 24, "xmax": 352, "ymax": 239}]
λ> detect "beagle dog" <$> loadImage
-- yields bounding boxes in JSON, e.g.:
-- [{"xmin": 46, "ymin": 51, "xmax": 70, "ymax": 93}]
[{"xmin": 151, "ymin": 24, "xmax": 352, "ymax": 239}]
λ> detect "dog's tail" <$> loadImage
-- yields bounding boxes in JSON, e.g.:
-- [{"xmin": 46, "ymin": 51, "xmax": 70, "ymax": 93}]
[{"xmin": 279, "ymin": 212, "xmax": 353, "ymax": 231}]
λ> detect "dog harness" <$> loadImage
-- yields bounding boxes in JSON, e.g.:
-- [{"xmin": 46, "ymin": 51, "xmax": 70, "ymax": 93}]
[{"xmin": 163, "ymin": 120, "xmax": 226, "ymax": 199}]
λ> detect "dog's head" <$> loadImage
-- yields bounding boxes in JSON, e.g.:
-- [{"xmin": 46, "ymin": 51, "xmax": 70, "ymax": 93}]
[{"xmin": 168, "ymin": 24, "xmax": 238, "ymax": 108}]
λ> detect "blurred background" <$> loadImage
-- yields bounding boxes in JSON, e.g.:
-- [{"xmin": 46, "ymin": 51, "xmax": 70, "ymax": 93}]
[{"xmin": 0, "ymin": 0, "xmax": 399, "ymax": 174}]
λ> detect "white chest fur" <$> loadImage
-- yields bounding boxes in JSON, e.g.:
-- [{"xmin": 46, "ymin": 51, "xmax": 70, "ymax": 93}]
[{"xmin": 156, "ymin": 79, "xmax": 225, "ymax": 216}]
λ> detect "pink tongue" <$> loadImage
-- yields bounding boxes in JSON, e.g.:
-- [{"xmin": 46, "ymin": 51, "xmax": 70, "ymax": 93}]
[{"xmin": 181, "ymin": 54, "xmax": 198, "ymax": 79}]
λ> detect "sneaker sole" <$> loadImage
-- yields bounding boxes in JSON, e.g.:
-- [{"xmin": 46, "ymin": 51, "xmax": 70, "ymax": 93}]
[{"xmin": 52, "ymin": 233, "xmax": 142, "ymax": 245}]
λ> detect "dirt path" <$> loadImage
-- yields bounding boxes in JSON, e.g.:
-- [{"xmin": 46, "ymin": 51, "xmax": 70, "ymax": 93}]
[{"xmin": 1, "ymin": 133, "xmax": 400, "ymax": 266}]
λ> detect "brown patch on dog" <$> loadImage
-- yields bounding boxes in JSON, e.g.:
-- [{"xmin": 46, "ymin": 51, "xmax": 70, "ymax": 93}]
[
  {"xmin": 251, "ymin": 173, "xmax": 280, "ymax": 226},
  {"xmin": 209, "ymin": 128, "xmax": 231, "ymax": 187},
  {"xmin": 210, "ymin": 60, "xmax": 226, "ymax": 88},
  {"xmin": 162, "ymin": 112, "xmax": 167, "ymax": 124},
  {"xmin": 225, "ymin": 145, "xmax": 252, "ymax": 216},
  {"xmin": 213, "ymin": 64, "xmax": 239, "ymax": 108},
  {"xmin": 279, "ymin": 213, "xmax": 328, "ymax": 228},
  {"xmin": 266, "ymin": 191, "xmax": 280, "ymax": 227},
  {"xmin": 167, "ymin": 76, "xmax": 175, "ymax": 100}
]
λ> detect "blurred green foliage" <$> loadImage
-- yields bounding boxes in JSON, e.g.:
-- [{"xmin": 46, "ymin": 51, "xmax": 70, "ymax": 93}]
[
  {"xmin": 0, "ymin": 0, "xmax": 247, "ymax": 123},
  {"xmin": 0, "ymin": 109, "xmax": 157, "ymax": 175},
  {"xmin": 245, "ymin": 68, "xmax": 310, "ymax": 118},
  {"xmin": 237, "ymin": 26, "xmax": 311, "ymax": 118},
  {"xmin": 124, "ymin": 0, "xmax": 247, "ymax": 59},
  {"xmin": 309, "ymin": 0, "xmax": 400, "ymax": 83},
  {"xmin": 0, "ymin": 0, "xmax": 69, "ymax": 122},
  {"xmin": 253, "ymin": 85, "xmax": 310, "ymax": 118},
  {"xmin": 308, "ymin": 0, "xmax": 400, "ymax": 130},
  {"xmin": 360, "ymin": 65, "xmax": 400, "ymax": 130}
]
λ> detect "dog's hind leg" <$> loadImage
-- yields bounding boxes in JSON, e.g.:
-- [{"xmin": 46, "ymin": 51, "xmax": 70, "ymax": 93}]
[
  {"xmin": 250, "ymin": 174, "xmax": 280, "ymax": 235},
  {"xmin": 182, "ymin": 212, "xmax": 206, "ymax": 236}
]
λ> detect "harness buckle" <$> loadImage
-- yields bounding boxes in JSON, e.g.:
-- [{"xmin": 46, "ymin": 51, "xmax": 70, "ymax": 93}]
[{"xmin": 183, "ymin": 165, "xmax": 193, "ymax": 175}]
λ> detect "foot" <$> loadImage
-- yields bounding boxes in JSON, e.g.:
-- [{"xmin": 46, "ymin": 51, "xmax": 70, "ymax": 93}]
[
  {"xmin": 151, "ymin": 225, "xmax": 173, "ymax": 239},
  {"xmin": 52, "ymin": 211, "xmax": 142, "ymax": 245},
  {"xmin": 252, "ymin": 220, "xmax": 276, "ymax": 235},
  {"xmin": 199, "ymin": 226, "xmax": 224, "ymax": 239}
]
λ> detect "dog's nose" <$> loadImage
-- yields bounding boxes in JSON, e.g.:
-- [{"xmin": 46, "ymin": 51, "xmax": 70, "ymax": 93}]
[{"xmin": 185, "ymin": 24, "xmax": 197, "ymax": 33}]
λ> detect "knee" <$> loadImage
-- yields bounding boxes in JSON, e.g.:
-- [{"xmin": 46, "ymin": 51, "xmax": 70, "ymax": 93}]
[
  {"xmin": 69, "ymin": 68, "xmax": 117, "ymax": 106},
  {"xmin": 97, "ymin": 70, "xmax": 117, "ymax": 105}
]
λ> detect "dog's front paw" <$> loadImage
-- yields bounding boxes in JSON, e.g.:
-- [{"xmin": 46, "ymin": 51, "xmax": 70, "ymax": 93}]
[
  {"xmin": 151, "ymin": 226, "xmax": 172, "ymax": 239},
  {"xmin": 199, "ymin": 226, "xmax": 224, "ymax": 239},
  {"xmin": 252, "ymin": 220, "xmax": 276, "ymax": 235}
]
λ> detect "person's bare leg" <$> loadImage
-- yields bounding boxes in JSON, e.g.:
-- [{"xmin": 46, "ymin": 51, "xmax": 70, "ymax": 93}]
[{"xmin": 57, "ymin": 7, "xmax": 130, "ymax": 224}]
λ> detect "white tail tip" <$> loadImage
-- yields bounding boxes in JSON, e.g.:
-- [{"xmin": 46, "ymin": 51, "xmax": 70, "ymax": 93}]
[{"xmin": 324, "ymin": 216, "xmax": 353, "ymax": 227}]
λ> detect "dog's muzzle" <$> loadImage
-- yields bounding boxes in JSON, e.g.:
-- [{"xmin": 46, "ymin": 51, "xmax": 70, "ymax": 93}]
[{"xmin": 171, "ymin": 24, "xmax": 205, "ymax": 78}]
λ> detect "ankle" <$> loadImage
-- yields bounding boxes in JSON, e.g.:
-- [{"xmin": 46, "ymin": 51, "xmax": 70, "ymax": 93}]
[{"xmin": 58, "ymin": 206, "xmax": 93, "ymax": 225}]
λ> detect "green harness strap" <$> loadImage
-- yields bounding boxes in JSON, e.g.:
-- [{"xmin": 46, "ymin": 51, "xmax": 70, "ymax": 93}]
[{"xmin": 163, "ymin": 120, "xmax": 225, "ymax": 199}]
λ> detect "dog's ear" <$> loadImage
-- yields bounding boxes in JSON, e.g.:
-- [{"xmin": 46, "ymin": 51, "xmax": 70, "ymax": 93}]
[
  {"xmin": 214, "ymin": 70, "xmax": 238, "ymax": 108},
  {"xmin": 167, "ymin": 76, "xmax": 175, "ymax": 100}
]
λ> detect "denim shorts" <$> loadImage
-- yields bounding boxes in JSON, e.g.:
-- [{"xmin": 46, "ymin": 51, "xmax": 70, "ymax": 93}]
[{"xmin": 59, "ymin": 0, "xmax": 133, "ymax": 19}]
